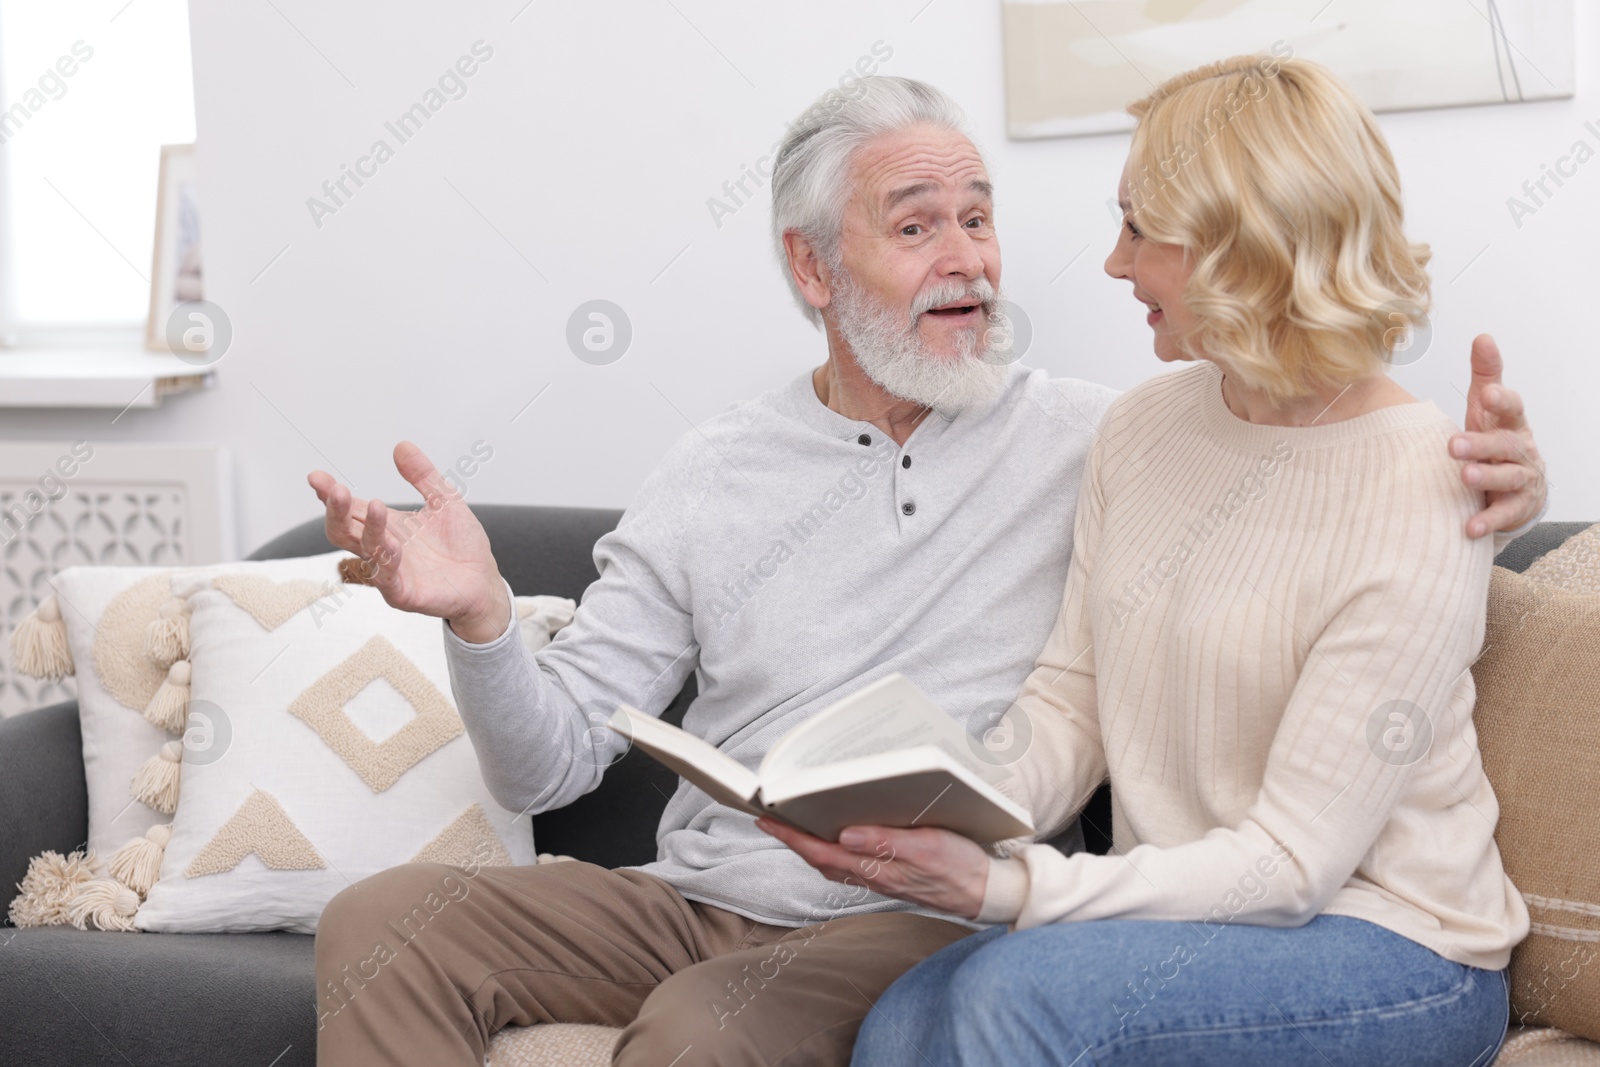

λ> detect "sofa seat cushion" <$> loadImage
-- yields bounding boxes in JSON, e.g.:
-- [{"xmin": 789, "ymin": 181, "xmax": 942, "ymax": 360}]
[
  {"xmin": 488, "ymin": 1023, "xmax": 620, "ymax": 1066},
  {"xmin": 0, "ymin": 926, "xmax": 315, "ymax": 1067},
  {"xmin": 1496, "ymin": 1027, "xmax": 1600, "ymax": 1065},
  {"xmin": 477, "ymin": 1022, "xmax": 1600, "ymax": 1065}
]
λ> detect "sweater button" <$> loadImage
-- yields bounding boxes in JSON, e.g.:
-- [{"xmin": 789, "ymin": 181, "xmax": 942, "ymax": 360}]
[
  {"xmin": 902, "ymin": 502, "xmax": 916, "ymax": 516},
  {"xmin": 901, "ymin": 455, "xmax": 911, "ymax": 468},
  {"xmin": 857, "ymin": 433, "xmax": 872, "ymax": 446}
]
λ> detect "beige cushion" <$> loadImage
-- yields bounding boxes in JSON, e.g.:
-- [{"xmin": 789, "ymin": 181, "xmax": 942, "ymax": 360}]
[
  {"xmin": 1525, "ymin": 524, "xmax": 1600, "ymax": 596},
  {"xmin": 488, "ymin": 1024, "xmax": 620, "ymax": 1067},
  {"xmin": 1475, "ymin": 568, "xmax": 1600, "ymax": 1041},
  {"xmin": 1495, "ymin": 1027, "xmax": 1600, "ymax": 1066},
  {"xmin": 479, "ymin": 1020, "xmax": 1600, "ymax": 1065}
]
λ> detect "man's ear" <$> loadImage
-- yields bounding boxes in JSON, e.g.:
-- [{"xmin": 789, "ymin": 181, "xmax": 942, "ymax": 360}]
[{"xmin": 783, "ymin": 229, "xmax": 833, "ymax": 317}]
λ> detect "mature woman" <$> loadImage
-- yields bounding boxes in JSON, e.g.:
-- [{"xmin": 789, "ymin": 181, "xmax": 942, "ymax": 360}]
[{"xmin": 762, "ymin": 55, "xmax": 1528, "ymax": 1065}]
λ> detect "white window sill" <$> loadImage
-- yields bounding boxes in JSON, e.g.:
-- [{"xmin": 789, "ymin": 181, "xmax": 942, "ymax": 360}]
[{"xmin": 0, "ymin": 346, "xmax": 216, "ymax": 409}]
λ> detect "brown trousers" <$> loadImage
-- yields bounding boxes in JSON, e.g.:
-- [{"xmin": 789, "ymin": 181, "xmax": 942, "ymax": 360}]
[{"xmin": 312, "ymin": 860, "xmax": 971, "ymax": 1067}]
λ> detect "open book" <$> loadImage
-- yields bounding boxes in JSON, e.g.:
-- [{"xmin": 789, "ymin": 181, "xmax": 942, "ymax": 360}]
[{"xmin": 608, "ymin": 673, "xmax": 1035, "ymax": 845}]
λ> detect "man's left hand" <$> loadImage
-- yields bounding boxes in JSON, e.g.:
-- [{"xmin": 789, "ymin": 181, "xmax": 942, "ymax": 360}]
[
  {"xmin": 1452, "ymin": 334, "xmax": 1547, "ymax": 539},
  {"xmin": 756, "ymin": 818, "xmax": 991, "ymax": 921}
]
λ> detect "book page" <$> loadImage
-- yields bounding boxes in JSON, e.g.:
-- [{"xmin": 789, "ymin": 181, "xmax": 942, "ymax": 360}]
[
  {"xmin": 607, "ymin": 706, "xmax": 766, "ymax": 818},
  {"xmin": 761, "ymin": 674, "xmax": 1010, "ymax": 788}
]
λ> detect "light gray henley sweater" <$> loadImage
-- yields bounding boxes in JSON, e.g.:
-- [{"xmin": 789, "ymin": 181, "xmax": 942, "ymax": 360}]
[{"xmin": 441, "ymin": 365, "xmax": 1116, "ymax": 926}]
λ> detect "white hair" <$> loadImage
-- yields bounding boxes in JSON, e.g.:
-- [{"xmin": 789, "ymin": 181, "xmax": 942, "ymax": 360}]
[
  {"xmin": 831, "ymin": 270, "xmax": 1010, "ymax": 414},
  {"xmin": 770, "ymin": 76, "xmax": 973, "ymax": 328}
]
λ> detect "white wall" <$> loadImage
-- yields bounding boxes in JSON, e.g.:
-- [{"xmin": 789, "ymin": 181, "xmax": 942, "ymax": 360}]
[{"xmin": 5, "ymin": 0, "xmax": 1596, "ymax": 556}]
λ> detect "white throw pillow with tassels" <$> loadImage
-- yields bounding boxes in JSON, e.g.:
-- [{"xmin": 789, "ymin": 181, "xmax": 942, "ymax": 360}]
[
  {"xmin": 132, "ymin": 558, "xmax": 569, "ymax": 933},
  {"xmin": 13, "ymin": 556, "xmax": 348, "ymax": 860},
  {"xmin": 7, "ymin": 551, "xmax": 573, "ymax": 934},
  {"xmin": 5, "ymin": 552, "xmax": 351, "ymax": 930},
  {"xmin": 7, "ymin": 559, "xmax": 294, "ymax": 934}
]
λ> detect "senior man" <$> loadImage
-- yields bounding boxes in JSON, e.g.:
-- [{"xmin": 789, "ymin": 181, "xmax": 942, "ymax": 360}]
[{"xmin": 308, "ymin": 76, "xmax": 1547, "ymax": 1066}]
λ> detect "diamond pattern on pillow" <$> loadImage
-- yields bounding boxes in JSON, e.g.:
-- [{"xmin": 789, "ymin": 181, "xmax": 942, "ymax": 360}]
[{"xmin": 287, "ymin": 635, "xmax": 464, "ymax": 792}]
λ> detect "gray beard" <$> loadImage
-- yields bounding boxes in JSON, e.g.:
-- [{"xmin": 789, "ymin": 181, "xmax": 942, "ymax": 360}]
[{"xmin": 829, "ymin": 271, "xmax": 1010, "ymax": 415}]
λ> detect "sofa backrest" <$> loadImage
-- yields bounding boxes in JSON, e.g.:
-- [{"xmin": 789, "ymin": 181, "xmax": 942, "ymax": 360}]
[
  {"xmin": 248, "ymin": 503, "xmax": 625, "ymax": 604},
  {"xmin": 1489, "ymin": 521, "xmax": 1592, "ymax": 575},
  {"xmin": 247, "ymin": 503, "xmax": 692, "ymax": 868},
  {"xmin": 248, "ymin": 508, "xmax": 1592, "ymax": 870},
  {"xmin": 6, "ymin": 513, "xmax": 1580, "ymax": 914}
]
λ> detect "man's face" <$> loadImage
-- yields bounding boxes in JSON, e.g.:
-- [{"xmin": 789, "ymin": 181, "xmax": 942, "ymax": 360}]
[{"xmin": 831, "ymin": 123, "xmax": 1001, "ymax": 362}]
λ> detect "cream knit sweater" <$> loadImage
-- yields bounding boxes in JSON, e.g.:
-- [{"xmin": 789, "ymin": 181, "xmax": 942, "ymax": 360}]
[{"xmin": 978, "ymin": 361, "xmax": 1529, "ymax": 971}]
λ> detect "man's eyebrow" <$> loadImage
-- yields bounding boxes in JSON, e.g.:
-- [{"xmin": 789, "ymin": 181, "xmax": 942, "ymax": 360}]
[
  {"xmin": 884, "ymin": 181, "xmax": 936, "ymax": 210},
  {"xmin": 882, "ymin": 178, "xmax": 995, "ymax": 211}
]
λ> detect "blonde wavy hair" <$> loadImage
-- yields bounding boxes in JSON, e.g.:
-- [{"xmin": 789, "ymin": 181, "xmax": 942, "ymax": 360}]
[{"xmin": 1124, "ymin": 54, "xmax": 1431, "ymax": 400}]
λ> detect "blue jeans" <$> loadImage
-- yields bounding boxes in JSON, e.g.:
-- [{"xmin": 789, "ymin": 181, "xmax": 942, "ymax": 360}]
[{"xmin": 851, "ymin": 915, "xmax": 1508, "ymax": 1067}]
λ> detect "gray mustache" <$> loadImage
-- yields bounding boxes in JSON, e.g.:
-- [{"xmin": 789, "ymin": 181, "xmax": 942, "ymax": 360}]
[{"xmin": 910, "ymin": 278, "xmax": 997, "ymax": 321}]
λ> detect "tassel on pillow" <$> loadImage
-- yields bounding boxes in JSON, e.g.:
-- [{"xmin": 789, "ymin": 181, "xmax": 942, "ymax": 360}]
[
  {"xmin": 338, "ymin": 556, "xmax": 375, "ymax": 586},
  {"xmin": 67, "ymin": 878, "xmax": 141, "ymax": 932},
  {"xmin": 108, "ymin": 825, "xmax": 171, "ymax": 897},
  {"xmin": 143, "ymin": 661, "xmax": 191, "ymax": 733},
  {"xmin": 145, "ymin": 598, "xmax": 190, "ymax": 668},
  {"xmin": 6, "ymin": 849, "xmax": 99, "ymax": 927},
  {"xmin": 9, "ymin": 594, "xmax": 74, "ymax": 679},
  {"xmin": 131, "ymin": 740, "xmax": 184, "ymax": 814}
]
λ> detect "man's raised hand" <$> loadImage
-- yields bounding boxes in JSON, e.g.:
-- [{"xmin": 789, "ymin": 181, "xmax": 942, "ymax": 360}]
[
  {"xmin": 306, "ymin": 441, "xmax": 511, "ymax": 643},
  {"xmin": 1451, "ymin": 334, "xmax": 1548, "ymax": 539}
]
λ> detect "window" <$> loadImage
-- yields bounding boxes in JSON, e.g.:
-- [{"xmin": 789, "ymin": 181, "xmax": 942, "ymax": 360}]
[{"xmin": 0, "ymin": 0, "xmax": 196, "ymax": 339}]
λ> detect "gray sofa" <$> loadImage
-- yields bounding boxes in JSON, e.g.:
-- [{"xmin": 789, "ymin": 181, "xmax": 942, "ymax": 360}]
[{"xmin": 0, "ymin": 507, "xmax": 1591, "ymax": 1067}]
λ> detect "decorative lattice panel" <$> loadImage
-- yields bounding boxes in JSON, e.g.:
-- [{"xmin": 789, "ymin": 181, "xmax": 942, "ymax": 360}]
[
  {"xmin": 0, "ymin": 443, "xmax": 232, "ymax": 719},
  {"xmin": 0, "ymin": 485, "xmax": 194, "ymax": 717}
]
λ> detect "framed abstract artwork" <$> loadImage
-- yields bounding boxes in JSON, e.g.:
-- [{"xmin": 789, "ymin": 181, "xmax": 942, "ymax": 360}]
[{"xmin": 1002, "ymin": 0, "xmax": 1576, "ymax": 139}]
